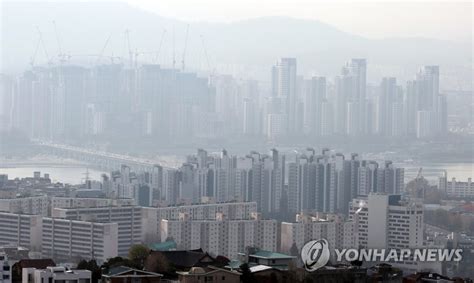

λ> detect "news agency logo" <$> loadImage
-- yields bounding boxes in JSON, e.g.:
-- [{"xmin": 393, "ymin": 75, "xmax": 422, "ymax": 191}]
[
  {"xmin": 301, "ymin": 239, "xmax": 331, "ymax": 272},
  {"xmin": 301, "ymin": 238, "xmax": 463, "ymax": 272}
]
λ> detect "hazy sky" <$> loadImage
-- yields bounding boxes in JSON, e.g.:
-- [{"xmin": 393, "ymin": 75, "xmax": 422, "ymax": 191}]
[{"xmin": 127, "ymin": 0, "xmax": 472, "ymax": 42}]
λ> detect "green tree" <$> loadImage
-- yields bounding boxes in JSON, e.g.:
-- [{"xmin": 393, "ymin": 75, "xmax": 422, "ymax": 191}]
[
  {"xmin": 128, "ymin": 244, "xmax": 150, "ymax": 269},
  {"xmin": 101, "ymin": 256, "xmax": 138, "ymax": 274},
  {"xmin": 77, "ymin": 260, "xmax": 101, "ymax": 283},
  {"xmin": 77, "ymin": 260, "xmax": 88, "ymax": 270}
]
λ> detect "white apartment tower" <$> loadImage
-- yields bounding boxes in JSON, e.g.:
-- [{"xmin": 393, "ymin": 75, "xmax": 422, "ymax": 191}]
[
  {"xmin": 281, "ymin": 213, "xmax": 352, "ymax": 256},
  {"xmin": 41, "ymin": 218, "xmax": 118, "ymax": 263},
  {"xmin": 161, "ymin": 212, "xmax": 277, "ymax": 260},
  {"xmin": 271, "ymin": 58, "xmax": 298, "ymax": 134},
  {"xmin": 52, "ymin": 206, "xmax": 142, "ymax": 256},
  {"xmin": 0, "ymin": 213, "xmax": 42, "ymax": 252},
  {"xmin": 349, "ymin": 194, "xmax": 424, "ymax": 250}
]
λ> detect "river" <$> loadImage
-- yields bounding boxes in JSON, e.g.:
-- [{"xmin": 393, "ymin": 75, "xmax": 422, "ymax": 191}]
[
  {"xmin": 0, "ymin": 156, "xmax": 107, "ymax": 184},
  {"xmin": 0, "ymin": 156, "xmax": 472, "ymax": 185}
]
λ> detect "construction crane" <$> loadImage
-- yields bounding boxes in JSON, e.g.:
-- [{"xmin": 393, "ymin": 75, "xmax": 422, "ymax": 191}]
[
  {"xmin": 154, "ymin": 29, "xmax": 167, "ymax": 64},
  {"xmin": 200, "ymin": 34, "xmax": 216, "ymax": 83},
  {"xmin": 172, "ymin": 26, "xmax": 176, "ymax": 69},
  {"xmin": 181, "ymin": 24, "xmax": 189, "ymax": 71},
  {"xmin": 125, "ymin": 29, "xmax": 133, "ymax": 69},
  {"xmin": 133, "ymin": 49, "xmax": 159, "ymax": 69},
  {"xmin": 96, "ymin": 34, "xmax": 113, "ymax": 65},
  {"xmin": 32, "ymin": 26, "xmax": 52, "ymax": 66},
  {"xmin": 200, "ymin": 34, "xmax": 211, "ymax": 71},
  {"xmin": 412, "ymin": 167, "xmax": 425, "ymax": 198},
  {"xmin": 134, "ymin": 50, "xmax": 163, "ymax": 66},
  {"xmin": 52, "ymin": 20, "xmax": 68, "ymax": 64},
  {"xmin": 416, "ymin": 167, "xmax": 423, "ymax": 180},
  {"xmin": 67, "ymin": 54, "xmax": 121, "ymax": 65},
  {"xmin": 30, "ymin": 33, "xmax": 42, "ymax": 67}
]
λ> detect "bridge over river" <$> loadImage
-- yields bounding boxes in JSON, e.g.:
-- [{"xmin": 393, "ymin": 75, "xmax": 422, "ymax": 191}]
[{"xmin": 36, "ymin": 141, "xmax": 178, "ymax": 172}]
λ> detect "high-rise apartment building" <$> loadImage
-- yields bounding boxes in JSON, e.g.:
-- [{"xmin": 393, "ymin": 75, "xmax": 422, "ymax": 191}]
[
  {"xmin": 349, "ymin": 194, "xmax": 426, "ymax": 270},
  {"xmin": 41, "ymin": 217, "xmax": 118, "ymax": 263},
  {"xmin": 0, "ymin": 75, "xmax": 13, "ymax": 131},
  {"xmin": 5, "ymin": 58, "xmax": 450, "ymax": 143},
  {"xmin": 52, "ymin": 206, "xmax": 142, "ymax": 256},
  {"xmin": 333, "ymin": 59, "xmax": 369, "ymax": 136},
  {"xmin": 377, "ymin": 77, "xmax": 401, "ymax": 136},
  {"xmin": 142, "ymin": 201, "xmax": 258, "ymax": 243},
  {"xmin": 410, "ymin": 65, "xmax": 447, "ymax": 138},
  {"xmin": 271, "ymin": 58, "xmax": 298, "ymax": 134},
  {"xmin": 304, "ymin": 76, "xmax": 326, "ymax": 136},
  {"xmin": 161, "ymin": 212, "xmax": 277, "ymax": 259},
  {"xmin": 0, "ymin": 213, "xmax": 42, "ymax": 252},
  {"xmin": 439, "ymin": 173, "xmax": 474, "ymax": 198},
  {"xmin": 281, "ymin": 213, "xmax": 353, "ymax": 257},
  {"xmin": 286, "ymin": 149, "xmax": 403, "ymax": 215}
]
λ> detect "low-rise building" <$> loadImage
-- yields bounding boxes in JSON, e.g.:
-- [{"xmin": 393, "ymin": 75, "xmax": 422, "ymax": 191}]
[
  {"xmin": 177, "ymin": 266, "xmax": 241, "ymax": 283},
  {"xmin": 13, "ymin": 259, "xmax": 55, "ymax": 283},
  {"xmin": 0, "ymin": 252, "xmax": 14, "ymax": 283},
  {"xmin": 0, "ymin": 246, "xmax": 29, "ymax": 283},
  {"xmin": 238, "ymin": 249, "xmax": 295, "ymax": 271},
  {"xmin": 102, "ymin": 266, "xmax": 162, "ymax": 283},
  {"xmin": 145, "ymin": 249, "xmax": 223, "ymax": 273},
  {"xmin": 22, "ymin": 266, "xmax": 90, "ymax": 283}
]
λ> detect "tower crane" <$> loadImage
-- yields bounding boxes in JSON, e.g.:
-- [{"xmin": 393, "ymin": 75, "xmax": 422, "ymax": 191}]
[
  {"xmin": 200, "ymin": 34, "xmax": 216, "ymax": 83},
  {"xmin": 181, "ymin": 24, "xmax": 189, "ymax": 71},
  {"xmin": 67, "ymin": 54, "xmax": 122, "ymax": 65},
  {"xmin": 416, "ymin": 167, "xmax": 423, "ymax": 180},
  {"xmin": 200, "ymin": 34, "xmax": 211, "ymax": 71},
  {"xmin": 96, "ymin": 34, "xmax": 112, "ymax": 65},
  {"xmin": 52, "ymin": 20, "xmax": 68, "ymax": 64},
  {"xmin": 154, "ymin": 29, "xmax": 167, "ymax": 64},
  {"xmin": 30, "ymin": 33, "xmax": 42, "ymax": 67},
  {"xmin": 32, "ymin": 26, "xmax": 52, "ymax": 66},
  {"xmin": 134, "ymin": 51, "xmax": 159, "ymax": 65},
  {"xmin": 412, "ymin": 167, "xmax": 424, "ymax": 198},
  {"xmin": 172, "ymin": 26, "xmax": 176, "ymax": 69},
  {"xmin": 125, "ymin": 29, "xmax": 133, "ymax": 69}
]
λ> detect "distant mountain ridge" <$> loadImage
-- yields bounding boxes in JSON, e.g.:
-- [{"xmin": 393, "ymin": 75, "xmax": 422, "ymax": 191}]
[{"xmin": 1, "ymin": 2, "xmax": 471, "ymax": 86}]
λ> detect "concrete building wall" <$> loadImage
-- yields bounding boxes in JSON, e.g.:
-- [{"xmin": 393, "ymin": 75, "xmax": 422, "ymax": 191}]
[
  {"xmin": 0, "ymin": 213, "xmax": 42, "ymax": 251},
  {"xmin": 41, "ymin": 218, "xmax": 118, "ymax": 263}
]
